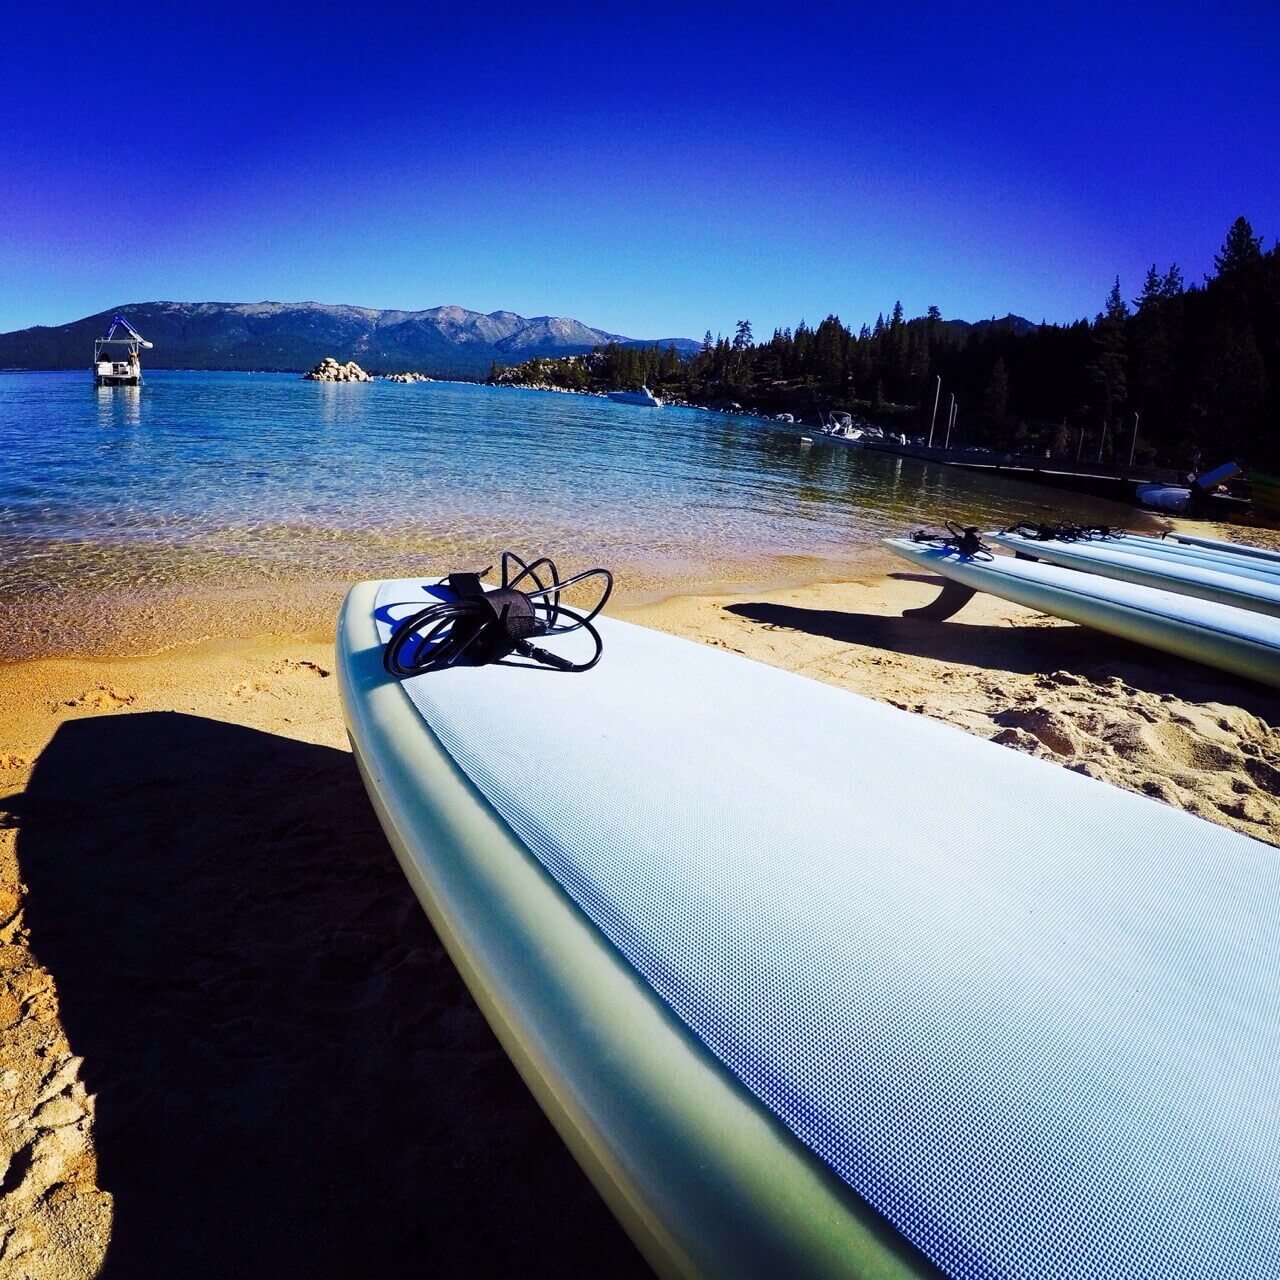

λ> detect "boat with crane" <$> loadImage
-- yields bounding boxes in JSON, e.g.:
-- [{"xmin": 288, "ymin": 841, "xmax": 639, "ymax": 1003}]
[{"xmin": 94, "ymin": 315, "xmax": 153, "ymax": 386}]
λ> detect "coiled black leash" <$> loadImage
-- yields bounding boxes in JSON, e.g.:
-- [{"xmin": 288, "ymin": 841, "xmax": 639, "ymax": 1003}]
[
  {"xmin": 383, "ymin": 551, "xmax": 613, "ymax": 678},
  {"xmin": 910, "ymin": 522, "xmax": 992, "ymax": 560},
  {"xmin": 999, "ymin": 521, "xmax": 1128, "ymax": 543}
]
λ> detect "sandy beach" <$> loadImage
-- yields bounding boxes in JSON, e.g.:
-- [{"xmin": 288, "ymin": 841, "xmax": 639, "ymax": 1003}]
[{"xmin": 2, "ymin": 561, "xmax": 1278, "ymax": 1277}]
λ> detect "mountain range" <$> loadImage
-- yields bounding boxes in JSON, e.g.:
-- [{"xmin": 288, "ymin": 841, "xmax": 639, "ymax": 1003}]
[
  {"xmin": 943, "ymin": 313, "xmax": 1037, "ymax": 336},
  {"xmin": 0, "ymin": 302, "xmax": 700, "ymax": 376}
]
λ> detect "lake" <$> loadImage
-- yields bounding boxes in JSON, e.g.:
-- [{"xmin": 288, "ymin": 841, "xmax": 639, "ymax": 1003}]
[{"xmin": 0, "ymin": 370, "xmax": 1152, "ymax": 656}]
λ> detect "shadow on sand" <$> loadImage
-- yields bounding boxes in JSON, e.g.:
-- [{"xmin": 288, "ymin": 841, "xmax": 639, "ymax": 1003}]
[
  {"xmin": 12, "ymin": 712, "xmax": 645, "ymax": 1279},
  {"xmin": 726, "ymin": 588, "xmax": 1279, "ymax": 714}
]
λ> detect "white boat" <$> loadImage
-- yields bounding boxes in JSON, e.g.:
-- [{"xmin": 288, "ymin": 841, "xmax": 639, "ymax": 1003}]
[
  {"xmin": 803, "ymin": 411, "xmax": 880, "ymax": 447},
  {"xmin": 94, "ymin": 314, "xmax": 152, "ymax": 387},
  {"xmin": 1134, "ymin": 483, "xmax": 1193, "ymax": 514},
  {"xmin": 1136, "ymin": 462, "xmax": 1246, "ymax": 517},
  {"xmin": 607, "ymin": 385, "xmax": 662, "ymax": 407}
]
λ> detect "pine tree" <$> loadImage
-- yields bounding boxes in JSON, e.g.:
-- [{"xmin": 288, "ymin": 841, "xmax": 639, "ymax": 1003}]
[
  {"xmin": 1213, "ymin": 217, "xmax": 1263, "ymax": 280},
  {"xmin": 886, "ymin": 301, "xmax": 908, "ymax": 382},
  {"xmin": 814, "ymin": 315, "xmax": 845, "ymax": 383},
  {"xmin": 1195, "ymin": 322, "xmax": 1268, "ymax": 460},
  {"xmin": 1134, "ymin": 264, "xmax": 1162, "ymax": 313},
  {"xmin": 732, "ymin": 319, "xmax": 754, "ymax": 350},
  {"xmin": 1085, "ymin": 277, "xmax": 1129, "ymax": 444},
  {"xmin": 908, "ymin": 325, "xmax": 929, "ymax": 382},
  {"xmin": 1105, "ymin": 277, "xmax": 1129, "ymax": 321},
  {"xmin": 1133, "ymin": 266, "xmax": 1175, "ymax": 430},
  {"xmin": 924, "ymin": 306, "xmax": 942, "ymax": 366},
  {"xmin": 983, "ymin": 357, "xmax": 1010, "ymax": 423}
]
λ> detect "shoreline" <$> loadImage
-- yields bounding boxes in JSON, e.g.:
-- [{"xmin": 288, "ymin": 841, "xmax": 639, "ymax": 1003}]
[
  {"xmin": 6, "ymin": 513, "xmax": 1273, "ymax": 666},
  {"xmin": 0, "ymin": 550, "xmax": 883, "ymax": 664}
]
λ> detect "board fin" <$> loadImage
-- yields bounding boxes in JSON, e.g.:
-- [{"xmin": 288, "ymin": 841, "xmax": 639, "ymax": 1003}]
[{"xmin": 904, "ymin": 578, "xmax": 977, "ymax": 621}]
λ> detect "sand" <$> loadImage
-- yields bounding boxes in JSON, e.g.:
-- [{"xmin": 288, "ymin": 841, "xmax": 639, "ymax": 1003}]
[{"xmin": 1, "ymin": 563, "xmax": 1277, "ymax": 1277}]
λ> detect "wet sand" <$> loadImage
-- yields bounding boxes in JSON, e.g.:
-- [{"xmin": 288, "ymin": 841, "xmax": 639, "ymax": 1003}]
[{"xmin": 1, "ymin": 551, "xmax": 1278, "ymax": 1277}]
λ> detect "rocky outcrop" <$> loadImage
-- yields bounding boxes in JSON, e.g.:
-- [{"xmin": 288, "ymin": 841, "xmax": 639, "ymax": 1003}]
[
  {"xmin": 495, "ymin": 382, "xmax": 603, "ymax": 396},
  {"xmin": 303, "ymin": 357, "xmax": 372, "ymax": 382},
  {"xmin": 383, "ymin": 371, "xmax": 433, "ymax": 383}
]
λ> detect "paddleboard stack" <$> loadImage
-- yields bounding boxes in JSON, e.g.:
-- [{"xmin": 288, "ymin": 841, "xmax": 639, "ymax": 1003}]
[{"xmin": 885, "ymin": 526, "xmax": 1280, "ymax": 687}]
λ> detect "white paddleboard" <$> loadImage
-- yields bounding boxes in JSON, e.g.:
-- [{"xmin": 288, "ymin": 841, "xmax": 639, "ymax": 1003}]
[
  {"xmin": 1062, "ymin": 532, "xmax": 1280, "ymax": 583},
  {"xmin": 1166, "ymin": 529, "xmax": 1280, "ymax": 566},
  {"xmin": 988, "ymin": 530, "xmax": 1280, "ymax": 617},
  {"xmin": 339, "ymin": 575, "xmax": 1280, "ymax": 1279},
  {"xmin": 885, "ymin": 538, "xmax": 1280, "ymax": 687}
]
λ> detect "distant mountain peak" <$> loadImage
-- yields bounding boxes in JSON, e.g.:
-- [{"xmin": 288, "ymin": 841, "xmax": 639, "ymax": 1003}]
[{"xmin": 943, "ymin": 312, "xmax": 1036, "ymax": 335}]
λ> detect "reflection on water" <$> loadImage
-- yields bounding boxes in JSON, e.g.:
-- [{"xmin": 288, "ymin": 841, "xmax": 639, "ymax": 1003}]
[
  {"xmin": 95, "ymin": 383, "xmax": 141, "ymax": 428},
  {"xmin": 2, "ymin": 369, "xmax": 1158, "ymax": 613}
]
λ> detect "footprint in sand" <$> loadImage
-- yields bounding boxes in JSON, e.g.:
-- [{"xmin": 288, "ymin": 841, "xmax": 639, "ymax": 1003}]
[
  {"xmin": 271, "ymin": 659, "xmax": 330, "ymax": 678},
  {"xmin": 226, "ymin": 661, "xmax": 329, "ymax": 700},
  {"xmin": 227, "ymin": 680, "xmax": 271, "ymax": 701},
  {"xmin": 990, "ymin": 706, "xmax": 1079, "ymax": 757},
  {"xmin": 59, "ymin": 686, "xmax": 134, "ymax": 712}
]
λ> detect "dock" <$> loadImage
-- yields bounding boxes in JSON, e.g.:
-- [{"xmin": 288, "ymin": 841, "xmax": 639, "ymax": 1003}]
[
  {"xmin": 856, "ymin": 439, "xmax": 1248, "ymax": 519},
  {"xmin": 861, "ymin": 439, "xmax": 1178, "ymax": 498}
]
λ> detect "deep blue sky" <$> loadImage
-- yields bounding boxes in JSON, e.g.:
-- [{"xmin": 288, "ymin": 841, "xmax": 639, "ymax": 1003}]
[{"xmin": 4, "ymin": 1, "xmax": 1277, "ymax": 338}]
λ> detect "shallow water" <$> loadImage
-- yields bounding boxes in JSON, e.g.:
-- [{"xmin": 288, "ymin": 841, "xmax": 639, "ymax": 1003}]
[{"xmin": 0, "ymin": 370, "xmax": 1153, "ymax": 655}]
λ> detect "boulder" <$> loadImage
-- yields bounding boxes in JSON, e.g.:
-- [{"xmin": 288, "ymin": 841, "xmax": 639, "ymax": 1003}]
[{"xmin": 303, "ymin": 357, "xmax": 372, "ymax": 382}]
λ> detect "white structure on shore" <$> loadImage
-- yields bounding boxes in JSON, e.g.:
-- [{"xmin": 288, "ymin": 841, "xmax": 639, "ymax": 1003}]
[{"xmin": 94, "ymin": 315, "xmax": 152, "ymax": 386}]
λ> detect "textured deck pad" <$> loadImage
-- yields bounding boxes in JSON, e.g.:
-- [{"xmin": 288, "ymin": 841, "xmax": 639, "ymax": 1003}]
[
  {"xmin": 1101, "ymin": 534, "xmax": 1280, "ymax": 581},
  {"xmin": 375, "ymin": 579, "xmax": 1280, "ymax": 1279},
  {"xmin": 990, "ymin": 532, "xmax": 1280, "ymax": 614}
]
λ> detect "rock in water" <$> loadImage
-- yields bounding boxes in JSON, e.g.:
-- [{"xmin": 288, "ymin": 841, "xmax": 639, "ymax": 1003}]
[{"xmin": 303, "ymin": 357, "xmax": 372, "ymax": 382}]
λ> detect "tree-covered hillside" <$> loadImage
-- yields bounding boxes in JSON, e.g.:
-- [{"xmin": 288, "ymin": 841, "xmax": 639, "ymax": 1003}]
[
  {"xmin": 0, "ymin": 301, "xmax": 698, "ymax": 377},
  {"xmin": 491, "ymin": 218, "xmax": 1280, "ymax": 471}
]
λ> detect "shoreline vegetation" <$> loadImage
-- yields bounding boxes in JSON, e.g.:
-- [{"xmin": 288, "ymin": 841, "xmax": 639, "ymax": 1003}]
[{"xmin": 488, "ymin": 217, "xmax": 1280, "ymax": 476}]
